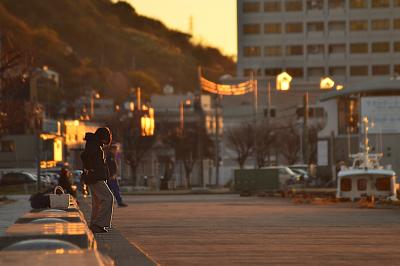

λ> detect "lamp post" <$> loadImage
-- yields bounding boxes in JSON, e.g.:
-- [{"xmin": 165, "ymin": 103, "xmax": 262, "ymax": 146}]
[
  {"xmin": 275, "ymin": 72, "xmax": 335, "ymax": 165},
  {"xmin": 90, "ymin": 90, "xmax": 100, "ymax": 119}
]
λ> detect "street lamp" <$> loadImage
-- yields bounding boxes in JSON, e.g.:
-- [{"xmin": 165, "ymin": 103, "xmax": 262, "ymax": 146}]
[
  {"xmin": 90, "ymin": 90, "xmax": 100, "ymax": 119},
  {"xmin": 276, "ymin": 72, "xmax": 292, "ymax": 91},
  {"xmin": 274, "ymin": 72, "xmax": 335, "ymax": 164},
  {"xmin": 320, "ymin": 77, "xmax": 335, "ymax": 90}
]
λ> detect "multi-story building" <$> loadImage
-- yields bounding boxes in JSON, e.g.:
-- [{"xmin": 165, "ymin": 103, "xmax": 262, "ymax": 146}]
[{"xmin": 237, "ymin": 0, "xmax": 400, "ymax": 87}]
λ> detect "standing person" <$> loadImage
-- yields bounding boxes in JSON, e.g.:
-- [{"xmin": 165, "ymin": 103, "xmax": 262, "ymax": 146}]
[
  {"xmin": 58, "ymin": 167, "xmax": 76, "ymax": 198},
  {"xmin": 106, "ymin": 144, "xmax": 127, "ymax": 207},
  {"xmin": 81, "ymin": 127, "xmax": 114, "ymax": 233}
]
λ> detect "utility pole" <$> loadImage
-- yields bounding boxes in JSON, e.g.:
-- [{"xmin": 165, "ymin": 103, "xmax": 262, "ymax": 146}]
[
  {"xmin": 252, "ymin": 74, "xmax": 258, "ymax": 169},
  {"xmin": 303, "ymin": 92, "xmax": 309, "ymax": 165},
  {"xmin": 267, "ymin": 81, "xmax": 271, "ymax": 165},
  {"xmin": 214, "ymin": 94, "xmax": 220, "ymax": 186}
]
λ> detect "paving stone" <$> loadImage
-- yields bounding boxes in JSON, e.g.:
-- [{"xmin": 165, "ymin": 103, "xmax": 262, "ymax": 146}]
[
  {"xmin": 113, "ymin": 194, "xmax": 400, "ymax": 266},
  {"xmin": 79, "ymin": 197, "xmax": 157, "ymax": 266}
]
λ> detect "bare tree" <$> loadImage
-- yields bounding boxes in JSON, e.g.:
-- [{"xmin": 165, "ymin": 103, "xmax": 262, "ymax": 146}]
[
  {"xmin": 254, "ymin": 122, "xmax": 277, "ymax": 168},
  {"xmin": 225, "ymin": 123, "xmax": 254, "ymax": 169},
  {"xmin": 163, "ymin": 124, "xmax": 213, "ymax": 188},
  {"xmin": 120, "ymin": 112, "xmax": 156, "ymax": 186},
  {"xmin": 276, "ymin": 121, "xmax": 301, "ymax": 165}
]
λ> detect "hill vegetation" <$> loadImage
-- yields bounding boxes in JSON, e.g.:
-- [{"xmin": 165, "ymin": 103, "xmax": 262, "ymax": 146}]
[{"xmin": 0, "ymin": 0, "xmax": 236, "ymax": 102}]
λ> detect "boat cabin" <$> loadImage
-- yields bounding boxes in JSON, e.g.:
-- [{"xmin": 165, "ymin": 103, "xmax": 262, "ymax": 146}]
[{"xmin": 337, "ymin": 168, "xmax": 397, "ymax": 201}]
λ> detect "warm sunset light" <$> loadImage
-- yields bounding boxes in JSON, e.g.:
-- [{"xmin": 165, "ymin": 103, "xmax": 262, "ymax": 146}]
[{"xmin": 126, "ymin": 0, "xmax": 237, "ymax": 56}]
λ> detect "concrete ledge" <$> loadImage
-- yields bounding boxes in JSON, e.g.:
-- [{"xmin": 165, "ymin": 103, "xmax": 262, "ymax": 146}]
[
  {"xmin": 0, "ymin": 222, "xmax": 96, "ymax": 250},
  {"xmin": 0, "ymin": 249, "xmax": 114, "ymax": 266}
]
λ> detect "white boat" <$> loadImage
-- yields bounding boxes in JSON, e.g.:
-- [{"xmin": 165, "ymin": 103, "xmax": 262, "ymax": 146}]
[{"xmin": 336, "ymin": 117, "xmax": 398, "ymax": 201}]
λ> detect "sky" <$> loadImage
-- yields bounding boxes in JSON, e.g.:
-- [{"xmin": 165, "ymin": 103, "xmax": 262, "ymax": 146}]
[{"xmin": 126, "ymin": 0, "xmax": 237, "ymax": 57}]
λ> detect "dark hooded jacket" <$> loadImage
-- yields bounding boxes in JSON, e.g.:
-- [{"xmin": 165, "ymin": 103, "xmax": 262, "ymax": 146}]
[{"xmin": 81, "ymin": 133, "xmax": 110, "ymax": 183}]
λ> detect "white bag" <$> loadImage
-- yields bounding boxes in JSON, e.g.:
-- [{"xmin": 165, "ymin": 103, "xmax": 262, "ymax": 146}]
[{"xmin": 49, "ymin": 186, "xmax": 71, "ymax": 209}]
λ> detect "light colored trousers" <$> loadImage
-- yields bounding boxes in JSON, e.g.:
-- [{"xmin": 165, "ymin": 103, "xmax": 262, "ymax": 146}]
[{"xmin": 89, "ymin": 181, "xmax": 114, "ymax": 228}]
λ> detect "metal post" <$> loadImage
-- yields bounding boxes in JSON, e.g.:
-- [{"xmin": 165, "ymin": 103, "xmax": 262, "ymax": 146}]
[
  {"xmin": 253, "ymin": 75, "xmax": 258, "ymax": 169},
  {"xmin": 303, "ymin": 92, "xmax": 309, "ymax": 165},
  {"xmin": 267, "ymin": 81, "xmax": 271, "ymax": 165},
  {"xmin": 214, "ymin": 94, "xmax": 220, "ymax": 186}
]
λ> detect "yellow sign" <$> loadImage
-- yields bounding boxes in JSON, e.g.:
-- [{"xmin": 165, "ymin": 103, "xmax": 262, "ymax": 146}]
[
  {"xmin": 320, "ymin": 77, "xmax": 335, "ymax": 90},
  {"xmin": 276, "ymin": 72, "xmax": 292, "ymax": 91},
  {"xmin": 40, "ymin": 160, "xmax": 57, "ymax": 169}
]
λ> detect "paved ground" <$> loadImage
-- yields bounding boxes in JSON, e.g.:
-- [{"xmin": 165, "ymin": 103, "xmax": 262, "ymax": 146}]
[
  {"xmin": 79, "ymin": 196, "xmax": 157, "ymax": 266},
  {"xmin": 113, "ymin": 194, "xmax": 400, "ymax": 266},
  {"xmin": 0, "ymin": 195, "xmax": 30, "ymax": 236}
]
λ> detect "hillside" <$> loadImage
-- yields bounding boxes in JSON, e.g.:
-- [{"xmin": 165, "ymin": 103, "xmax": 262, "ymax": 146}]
[{"xmin": 0, "ymin": 0, "xmax": 236, "ymax": 102}]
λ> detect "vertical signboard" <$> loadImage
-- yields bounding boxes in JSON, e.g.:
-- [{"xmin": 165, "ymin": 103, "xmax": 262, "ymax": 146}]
[{"xmin": 317, "ymin": 140, "xmax": 328, "ymax": 166}]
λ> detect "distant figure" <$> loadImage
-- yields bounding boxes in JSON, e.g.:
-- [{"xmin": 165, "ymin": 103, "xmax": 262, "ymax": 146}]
[
  {"xmin": 106, "ymin": 145, "xmax": 127, "ymax": 207},
  {"xmin": 58, "ymin": 167, "xmax": 76, "ymax": 198},
  {"xmin": 81, "ymin": 127, "xmax": 114, "ymax": 233}
]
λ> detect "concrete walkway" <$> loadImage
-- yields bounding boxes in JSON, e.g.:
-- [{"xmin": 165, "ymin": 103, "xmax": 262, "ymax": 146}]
[
  {"xmin": 79, "ymin": 196, "xmax": 158, "ymax": 266},
  {"xmin": 0, "ymin": 195, "xmax": 30, "ymax": 236}
]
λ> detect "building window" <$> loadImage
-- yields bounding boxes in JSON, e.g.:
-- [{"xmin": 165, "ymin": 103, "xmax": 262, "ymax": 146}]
[
  {"xmin": 357, "ymin": 179, "xmax": 367, "ymax": 191},
  {"xmin": 265, "ymin": 68, "xmax": 283, "ymax": 76},
  {"xmin": 329, "ymin": 21, "xmax": 346, "ymax": 31},
  {"xmin": 371, "ymin": 42, "xmax": 390, "ymax": 53},
  {"xmin": 329, "ymin": 44, "xmax": 346, "ymax": 54},
  {"xmin": 329, "ymin": 66, "xmax": 346, "ymax": 76},
  {"xmin": 372, "ymin": 65, "xmax": 390, "ymax": 75},
  {"xmin": 350, "ymin": 20, "xmax": 368, "ymax": 31},
  {"xmin": 243, "ymin": 2, "xmax": 260, "ymax": 12},
  {"xmin": 338, "ymin": 98, "xmax": 359, "ymax": 134},
  {"xmin": 350, "ymin": 66, "xmax": 368, "ymax": 76},
  {"xmin": 371, "ymin": 19, "xmax": 390, "ymax": 30},
  {"xmin": 286, "ymin": 45, "xmax": 303, "ymax": 55},
  {"xmin": 350, "ymin": 43, "xmax": 368, "ymax": 53},
  {"xmin": 372, "ymin": 0, "xmax": 389, "ymax": 8},
  {"xmin": 394, "ymin": 19, "xmax": 400, "ymax": 29},
  {"xmin": 286, "ymin": 23, "xmax": 303, "ymax": 33},
  {"xmin": 244, "ymin": 68, "xmax": 262, "ymax": 77},
  {"xmin": 264, "ymin": 23, "xmax": 282, "ymax": 34},
  {"xmin": 243, "ymin": 46, "xmax": 261, "ymax": 57},
  {"xmin": 329, "ymin": 0, "xmax": 345, "ymax": 9},
  {"xmin": 307, "ymin": 0, "xmax": 323, "ymax": 10},
  {"xmin": 307, "ymin": 22, "xmax": 324, "ymax": 32},
  {"xmin": 1, "ymin": 140, "xmax": 15, "ymax": 152},
  {"xmin": 395, "ymin": 42, "xmax": 400, "ymax": 52},
  {"xmin": 264, "ymin": 1, "xmax": 281, "ymax": 12},
  {"xmin": 287, "ymin": 67, "xmax": 304, "ymax": 78},
  {"xmin": 376, "ymin": 178, "xmax": 390, "ymax": 191},
  {"xmin": 285, "ymin": 0, "xmax": 303, "ymax": 11},
  {"xmin": 395, "ymin": 65, "xmax": 400, "ymax": 74},
  {"xmin": 340, "ymin": 178, "xmax": 352, "ymax": 191},
  {"xmin": 308, "ymin": 67, "xmax": 325, "ymax": 77},
  {"xmin": 264, "ymin": 46, "xmax": 282, "ymax": 56},
  {"xmin": 350, "ymin": 0, "xmax": 367, "ymax": 8},
  {"xmin": 243, "ymin": 24, "xmax": 261, "ymax": 34},
  {"xmin": 307, "ymin": 44, "xmax": 324, "ymax": 55}
]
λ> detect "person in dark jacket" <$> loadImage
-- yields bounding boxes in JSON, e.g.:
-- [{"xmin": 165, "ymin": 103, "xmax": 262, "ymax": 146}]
[
  {"xmin": 81, "ymin": 127, "xmax": 114, "ymax": 233},
  {"xmin": 58, "ymin": 167, "xmax": 76, "ymax": 198},
  {"xmin": 106, "ymin": 145, "xmax": 127, "ymax": 207}
]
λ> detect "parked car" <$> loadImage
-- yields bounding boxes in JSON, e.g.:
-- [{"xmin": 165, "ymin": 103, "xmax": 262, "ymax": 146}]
[
  {"xmin": 0, "ymin": 172, "xmax": 37, "ymax": 186},
  {"xmin": 260, "ymin": 166, "xmax": 301, "ymax": 185}
]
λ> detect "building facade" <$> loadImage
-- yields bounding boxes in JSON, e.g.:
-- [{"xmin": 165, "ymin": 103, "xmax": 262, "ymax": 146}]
[{"xmin": 237, "ymin": 0, "xmax": 400, "ymax": 87}]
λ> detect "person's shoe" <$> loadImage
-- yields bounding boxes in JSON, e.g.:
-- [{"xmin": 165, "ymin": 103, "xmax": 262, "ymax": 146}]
[
  {"xmin": 118, "ymin": 202, "xmax": 128, "ymax": 207},
  {"xmin": 90, "ymin": 224, "xmax": 108, "ymax": 233}
]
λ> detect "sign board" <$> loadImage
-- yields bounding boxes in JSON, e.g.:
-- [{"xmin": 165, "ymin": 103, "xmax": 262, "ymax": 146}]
[
  {"xmin": 361, "ymin": 96, "xmax": 400, "ymax": 134},
  {"xmin": 317, "ymin": 140, "xmax": 328, "ymax": 166}
]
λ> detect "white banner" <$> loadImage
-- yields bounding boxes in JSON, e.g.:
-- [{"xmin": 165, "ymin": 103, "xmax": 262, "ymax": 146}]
[
  {"xmin": 317, "ymin": 140, "xmax": 328, "ymax": 166},
  {"xmin": 361, "ymin": 96, "xmax": 400, "ymax": 134}
]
